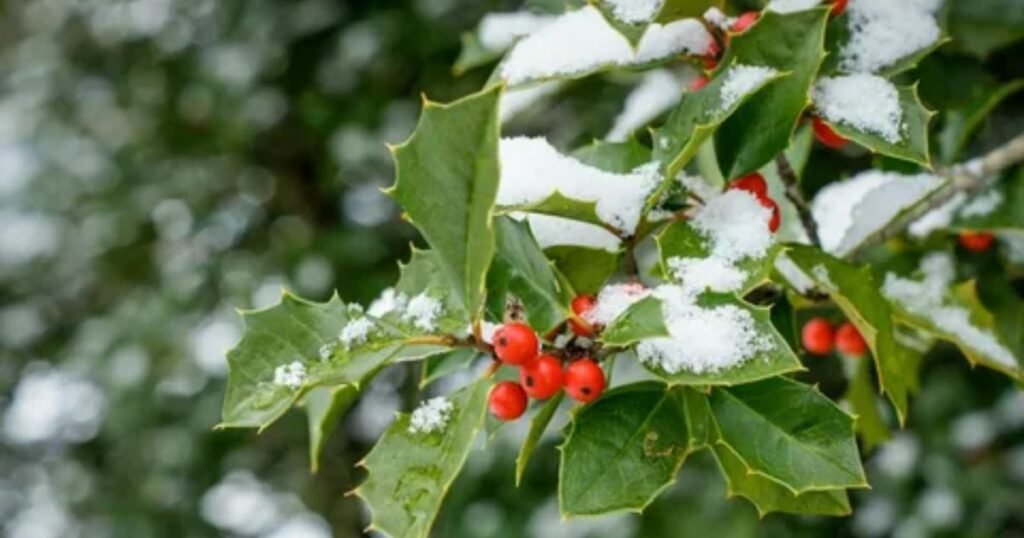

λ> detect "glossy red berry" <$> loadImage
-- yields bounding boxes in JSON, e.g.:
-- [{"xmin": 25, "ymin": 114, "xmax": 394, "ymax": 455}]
[
  {"xmin": 492, "ymin": 322, "xmax": 539, "ymax": 365},
  {"xmin": 689, "ymin": 75, "xmax": 710, "ymax": 91},
  {"xmin": 829, "ymin": 0, "xmax": 848, "ymax": 17},
  {"xmin": 520, "ymin": 355, "xmax": 564, "ymax": 399},
  {"xmin": 835, "ymin": 322, "xmax": 868, "ymax": 357},
  {"xmin": 489, "ymin": 381, "xmax": 528, "ymax": 421},
  {"xmin": 564, "ymin": 358, "xmax": 605, "ymax": 403},
  {"xmin": 728, "ymin": 172, "xmax": 769, "ymax": 199},
  {"xmin": 813, "ymin": 117, "xmax": 848, "ymax": 149},
  {"xmin": 569, "ymin": 295, "xmax": 597, "ymax": 337},
  {"xmin": 959, "ymin": 231, "xmax": 995, "ymax": 252},
  {"xmin": 762, "ymin": 197, "xmax": 781, "ymax": 233},
  {"xmin": 732, "ymin": 11, "xmax": 760, "ymax": 33},
  {"xmin": 703, "ymin": 41, "xmax": 720, "ymax": 71},
  {"xmin": 801, "ymin": 317, "xmax": 834, "ymax": 356}
]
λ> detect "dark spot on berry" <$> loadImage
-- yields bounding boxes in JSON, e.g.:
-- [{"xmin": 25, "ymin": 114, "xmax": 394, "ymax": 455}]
[
  {"xmin": 525, "ymin": 376, "xmax": 534, "ymax": 387},
  {"xmin": 581, "ymin": 386, "xmax": 591, "ymax": 395},
  {"xmin": 497, "ymin": 337, "xmax": 507, "ymax": 346}
]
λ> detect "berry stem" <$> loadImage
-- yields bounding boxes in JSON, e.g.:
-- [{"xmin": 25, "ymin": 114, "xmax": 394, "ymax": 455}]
[{"xmin": 775, "ymin": 154, "xmax": 821, "ymax": 248}]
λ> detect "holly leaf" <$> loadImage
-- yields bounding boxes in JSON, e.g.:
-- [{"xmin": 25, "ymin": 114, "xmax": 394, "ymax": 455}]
[
  {"xmin": 389, "ymin": 85, "xmax": 501, "ymax": 321},
  {"xmin": 593, "ymin": 0, "xmax": 721, "ymax": 46},
  {"xmin": 454, "ymin": 32, "xmax": 504, "ymax": 75},
  {"xmin": 394, "ymin": 249, "xmax": 471, "ymax": 334},
  {"xmin": 655, "ymin": 219, "xmax": 781, "ymax": 293},
  {"xmin": 572, "ymin": 138, "xmax": 652, "ymax": 173},
  {"xmin": 420, "ymin": 349, "xmax": 481, "ymax": 388},
  {"xmin": 652, "ymin": 63, "xmax": 787, "ymax": 189},
  {"xmin": 785, "ymin": 245, "xmax": 913, "ymax": 423},
  {"xmin": 355, "ymin": 380, "xmax": 491, "ymax": 538},
  {"xmin": 714, "ymin": 8, "xmax": 830, "ymax": 179},
  {"xmin": 486, "ymin": 216, "xmax": 573, "ymax": 333},
  {"xmin": 545, "ymin": 245, "xmax": 622, "ymax": 296},
  {"xmin": 515, "ymin": 391, "xmax": 564, "ymax": 485},
  {"xmin": 601, "ymin": 296, "xmax": 670, "ymax": 347},
  {"xmin": 844, "ymin": 356, "xmax": 891, "ymax": 451},
  {"xmin": 819, "ymin": 84, "xmax": 934, "ymax": 168},
  {"xmin": 498, "ymin": 191, "xmax": 607, "ymax": 230},
  {"xmin": 306, "ymin": 385, "xmax": 359, "ymax": 472},
  {"xmin": 710, "ymin": 376, "xmax": 867, "ymax": 494},
  {"xmin": 559, "ymin": 382, "xmax": 691, "ymax": 516}
]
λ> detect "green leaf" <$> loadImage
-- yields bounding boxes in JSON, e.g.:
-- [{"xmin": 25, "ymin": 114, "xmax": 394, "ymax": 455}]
[
  {"xmin": 653, "ymin": 63, "xmax": 787, "ymax": 185},
  {"xmin": 594, "ymin": 0, "xmax": 722, "ymax": 46},
  {"xmin": 632, "ymin": 294, "xmax": 805, "ymax": 385},
  {"xmin": 655, "ymin": 219, "xmax": 781, "ymax": 293},
  {"xmin": 306, "ymin": 385, "xmax": 359, "ymax": 472},
  {"xmin": 220, "ymin": 292, "xmax": 349, "ymax": 429},
  {"xmin": 601, "ymin": 296, "xmax": 670, "ymax": 347},
  {"xmin": 710, "ymin": 376, "xmax": 867, "ymax": 493},
  {"xmin": 559, "ymin": 382, "xmax": 691, "ymax": 516},
  {"xmin": 515, "ymin": 391, "xmax": 564, "ymax": 485},
  {"xmin": 453, "ymin": 32, "xmax": 504, "ymax": 75},
  {"xmin": 486, "ymin": 216, "xmax": 573, "ymax": 333},
  {"xmin": 714, "ymin": 8, "xmax": 830, "ymax": 179},
  {"xmin": 395, "ymin": 249, "xmax": 470, "ymax": 334},
  {"xmin": 820, "ymin": 84, "xmax": 934, "ymax": 168},
  {"xmin": 355, "ymin": 380, "xmax": 491, "ymax": 538},
  {"xmin": 498, "ymin": 191, "xmax": 607, "ymax": 230},
  {"xmin": 571, "ymin": 138, "xmax": 652, "ymax": 173},
  {"xmin": 389, "ymin": 85, "xmax": 502, "ymax": 320},
  {"xmin": 711, "ymin": 442, "xmax": 852, "ymax": 517},
  {"xmin": 938, "ymin": 79, "xmax": 1024, "ymax": 164},
  {"xmin": 844, "ymin": 356, "xmax": 891, "ymax": 451},
  {"xmin": 420, "ymin": 349, "xmax": 481, "ymax": 388},
  {"xmin": 785, "ymin": 245, "xmax": 913, "ymax": 423},
  {"xmin": 545, "ymin": 245, "xmax": 621, "ymax": 296}
]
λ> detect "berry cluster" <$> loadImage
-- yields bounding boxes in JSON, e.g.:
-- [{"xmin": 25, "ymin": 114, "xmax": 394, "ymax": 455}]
[
  {"xmin": 487, "ymin": 298, "xmax": 607, "ymax": 421},
  {"xmin": 801, "ymin": 317, "xmax": 867, "ymax": 358},
  {"xmin": 728, "ymin": 172, "xmax": 781, "ymax": 232}
]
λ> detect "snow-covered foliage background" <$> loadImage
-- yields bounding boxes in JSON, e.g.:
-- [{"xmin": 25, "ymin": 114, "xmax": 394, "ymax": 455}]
[{"xmin": 1, "ymin": 0, "xmax": 1023, "ymax": 536}]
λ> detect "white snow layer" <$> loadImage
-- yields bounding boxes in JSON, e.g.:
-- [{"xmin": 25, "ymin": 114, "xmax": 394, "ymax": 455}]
[
  {"xmin": 584, "ymin": 283, "xmax": 652, "ymax": 325},
  {"xmin": 605, "ymin": 0, "xmax": 664, "ymax": 23},
  {"xmin": 525, "ymin": 214, "xmax": 622, "ymax": 252},
  {"xmin": 478, "ymin": 12, "xmax": 556, "ymax": 51},
  {"xmin": 273, "ymin": 361, "xmax": 307, "ymax": 389},
  {"xmin": 339, "ymin": 316, "xmax": 375, "ymax": 349},
  {"xmin": 813, "ymin": 74, "xmax": 903, "ymax": 143},
  {"xmin": 719, "ymin": 65, "xmax": 780, "ymax": 112},
  {"xmin": 408, "ymin": 397, "xmax": 454, "ymax": 434},
  {"xmin": 812, "ymin": 170, "xmax": 942, "ymax": 255},
  {"xmin": 606, "ymin": 70, "xmax": 684, "ymax": 142},
  {"xmin": 882, "ymin": 253, "xmax": 1018, "ymax": 369},
  {"xmin": 499, "ymin": 136, "xmax": 659, "ymax": 234},
  {"xmin": 766, "ymin": 0, "xmax": 822, "ymax": 13},
  {"xmin": 838, "ymin": 0, "xmax": 942, "ymax": 74},
  {"xmin": 500, "ymin": 6, "xmax": 712, "ymax": 85},
  {"xmin": 403, "ymin": 293, "xmax": 443, "ymax": 332}
]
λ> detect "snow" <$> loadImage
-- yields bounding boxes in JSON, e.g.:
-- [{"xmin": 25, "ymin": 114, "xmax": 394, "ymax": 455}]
[
  {"xmin": 403, "ymin": 293, "xmax": 443, "ymax": 332},
  {"xmin": 318, "ymin": 342, "xmax": 336, "ymax": 361},
  {"xmin": 408, "ymin": 396, "xmax": 454, "ymax": 434},
  {"xmin": 719, "ymin": 65, "xmax": 779, "ymax": 111},
  {"xmin": 838, "ymin": 0, "xmax": 942, "ymax": 74},
  {"xmin": 525, "ymin": 214, "xmax": 622, "ymax": 252},
  {"xmin": 478, "ymin": 12, "xmax": 555, "ymax": 51},
  {"xmin": 368, "ymin": 287, "xmax": 407, "ymax": 316},
  {"xmin": 668, "ymin": 189, "xmax": 775, "ymax": 297},
  {"xmin": 499, "ymin": 136, "xmax": 659, "ymax": 233},
  {"xmin": 813, "ymin": 74, "xmax": 903, "ymax": 143},
  {"xmin": 766, "ymin": 0, "xmax": 821, "ymax": 13},
  {"xmin": 606, "ymin": 70, "xmax": 684, "ymax": 142},
  {"xmin": 605, "ymin": 0, "xmax": 663, "ymax": 23},
  {"xmin": 959, "ymin": 189, "xmax": 1003, "ymax": 218},
  {"xmin": 636, "ymin": 284, "xmax": 773, "ymax": 374},
  {"xmin": 909, "ymin": 192, "xmax": 965, "ymax": 238},
  {"xmin": 500, "ymin": 6, "xmax": 712, "ymax": 85},
  {"xmin": 584, "ymin": 282, "xmax": 651, "ymax": 325},
  {"xmin": 882, "ymin": 253, "xmax": 1018, "ymax": 368},
  {"xmin": 339, "ymin": 316, "xmax": 375, "ymax": 349},
  {"xmin": 812, "ymin": 170, "xmax": 941, "ymax": 254},
  {"xmin": 702, "ymin": 7, "xmax": 734, "ymax": 29},
  {"xmin": 500, "ymin": 81, "xmax": 562, "ymax": 124},
  {"xmin": 273, "ymin": 361, "xmax": 307, "ymax": 388}
]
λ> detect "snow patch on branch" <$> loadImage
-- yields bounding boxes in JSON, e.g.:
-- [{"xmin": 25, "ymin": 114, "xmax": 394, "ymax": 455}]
[
  {"xmin": 500, "ymin": 6, "xmax": 711, "ymax": 85},
  {"xmin": 813, "ymin": 74, "xmax": 903, "ymax": 143}
]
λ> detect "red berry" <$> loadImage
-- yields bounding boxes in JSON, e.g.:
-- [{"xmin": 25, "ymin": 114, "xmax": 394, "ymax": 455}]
[
  {"xmin": 569, "ymin": 295, "xmax": 597, "ymax": 337},
  {"xmin": 564, "ymin": 358, "xmax": 605, "ymax": 403},
  {"xmin": 520, "ymin": 355, "xmax": 564, "ymax": 399},
  {"xmin": 492, "ymin": 322, "xmax": 539, "ymax": 365},
  {"xmin": 835, "ymin": 322, "xmax": 868, "ymax": 357},
  {"xmin": 689, "ymin": 75, "xmax": 710, "ymax": 91},
  {"xmin": 959, "ymin": 231, "xmax": 995, "ymax": 252},
  {"xmin": 829, "ymin": 0, "xmax": 848, "ymax": 17},
  {"xmin": 703, "ymin": 41, "xmax": 720, "ymax": 71},
  {"xmin": 489, "ymin": 381, "xmax": 528, "ymax": 421},
  {"xmin": 801, "ymin": 317, "xmax": 834, "ymax": 356},
  {"xmin": 813, "ymin": 117, "xmax": 848, "ymax": 149},
  {"xmin": 728, "ymin": 173, "xmax": 768, "ymax": 199},
  {"xmin": 732, "ymin": 11, "xmax": 760, "ymax": 33},
  {"xmin": 762, "ymin": 197, "xmax": 781, "ymax": 233}
]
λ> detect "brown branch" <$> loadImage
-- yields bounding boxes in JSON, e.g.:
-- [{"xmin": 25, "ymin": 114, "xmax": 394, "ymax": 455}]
[
  {"xmin": 776, "ymin": 154, "xmax": 821, "ymax": 248},
  {"xmin": 844, "ymin": 131, "xmax": 1024, "ymax": 259}
]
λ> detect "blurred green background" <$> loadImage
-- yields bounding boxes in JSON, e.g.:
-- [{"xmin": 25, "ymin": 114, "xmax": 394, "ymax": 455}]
[{"xmin": 1, "ymin": 0, "xmax": 1022, "ymax": 537}]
